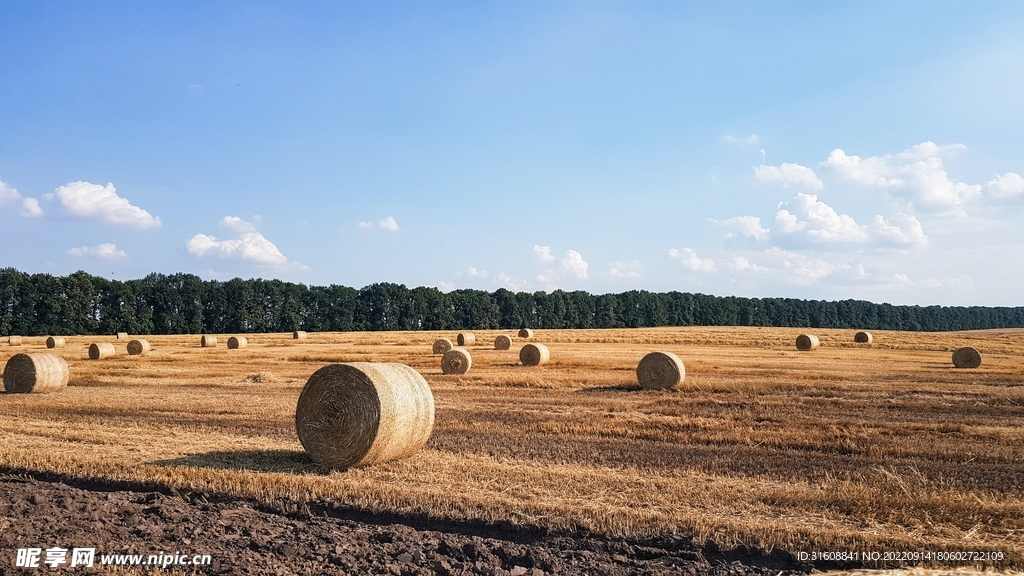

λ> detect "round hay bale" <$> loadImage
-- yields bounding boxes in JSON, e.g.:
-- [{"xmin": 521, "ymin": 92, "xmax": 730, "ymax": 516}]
[
  {"xmin": 116, "ymin": 332, "xmax": 128, "ymax": 340},
  {"xmin": 294, "ymin": 362, "xmax": 435, "ymax": 469},
  {"xmin": 441, "ymin": 347, "xmax": 472, "ymax": 375},
  {"xmin": 45, "ymin": 336, "xmax": 65, "ymax": 348},
  {"xmin": 3, "ymin": 353, "xmax": 69, "ymax": 394},
  {"xmin": 127, "ymin": 339, "xmax": 150, "ymax": 356},
  {"xmin": 432, "ymin": 338, "xmax": 453, "ymax": 355},
  {"xmin": 494, "ymin": 335, "xmax": 513, "ymax": 350},
  {"xmin": 636, "ymin": 351, "xmax": 686, "ymax": 390},
  {"xmin": 519, "ymin": 343, "xmax": 550, "ymax": 366},
  {"xmin": 8, "ymin": 336, "xmax": 22, "ymax": 346},
  {"xmin": 518, "ymin": 328, "xmax": 534, "ymax": 339},
  {"xmin": 201, "ymin": 335, "xmax": 217, "ymax": 347},
  {"xmin": 293, "ymin": 330, "xmax": 308, "ymax": 340},
  {"xmin": 854, "ymin": 331, "xmax": 873, "ymax": 344},
  {"xmin": 88, "ymin": 342, "xmax": 115, "ymax": 360},
  {"xmin": 227, "ymin": 336, "xmax": 247, "ymax": 349},
  {"xmin": 456, "ymin": 332, "xmax": 476, "ymax": 346},
  {"xmin": 795, "ymin": 334, "xmax": 820, "ymax": 351},
  {"xmin": 952, "ymin": 347, "xmax": 982, "ymax": 369}
]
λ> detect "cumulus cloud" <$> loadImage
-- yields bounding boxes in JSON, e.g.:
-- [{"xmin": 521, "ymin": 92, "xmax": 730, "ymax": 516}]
[
  {"xmin": 710, "ymin": 215, "xmax": 770, "ymax": 242},
  {"xmin": 0, "ymin": 178, "xmax": 43, "ymax": 218},
  {"xmin": 437, "ymin": 281, "xmax": 456, "ymax": 293},
  {"xmin": 186, "ymin": 216, "xmax": 299, "ymax": 268},
  {"xmin": 668, "ymin": 248, "xmax": 716, "ymax": 271},
  {"xmin": 52, "ymin": 181, "xmax": 161, "ymax": 228},
  {"xmin": 357, "ymin": 221, "xmax": 374, "ymax": 229},
  {"xmin": 773, "ymin": 193, "xmax": 870, "ymax": 243},
  {"xmin": 604, "ymin": 260, "xmax": 643, "ymax": 280},
  {"xmin": 754, "ymin": 163, "xmax": 824, "ymax": 190},
  {"xmin": 533, "ymin": 245, "xmax": 555, "ymax": 263},
  {"xmin": 987, "ymin": 172, "xmax": 1024, "ymax": 199},
  {"xmin": 66, "ymin": 243, "xmax": 127, "ymax": 260},
  {"xmin": 722, "ymin": 133, "xmax": 760, "ymax": 145},
  {"xmin": 0, "ymin": 178, "xmax": 19, "ymax": 204},
  {"xmin": 762, "ymin": 247, "xmax": 865, "ymax": 285},
  {"xmin": 560, "ymin": 250, "xmax": 589, "ymax": 279},
  {"xmin": 20, "ymin": 197, "xmax": 43, "ymax": 218},
  {"xmin": 871, "ymin": 213, "xmax": 927, "ymax": 247},
  {"xmin": 358, "ymin": 216, "xmax": 399, "ymax": 231},
  {"xmin": 466, "ymin": 266, "xmax": 489, "ymax": 278}
]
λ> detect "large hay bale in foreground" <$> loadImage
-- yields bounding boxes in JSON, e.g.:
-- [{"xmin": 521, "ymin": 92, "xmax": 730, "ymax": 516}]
[
  {"xmin": 952, "ymin": 347, "xmax": 982, "ymax": 369},
  {"xmin": 494, "ymin": 335, "xmax": 513, "ymax": 350},
  {"xmin": 127, "ymin": 339, "xmax": 151, "ymax": 356},
  {"xmin": 201, "ymin": 335, "xmax": 217, "ymax": 347},
  {"xmin": 3, "ymin": 353, "xmax": 69, "ymax": 394},
  {"xmin": 293, "ymin": 331, "xmax": 308, "ymax": 340},
  {"xmin": 227, "ymin": 336, "xmax": 247, "ymax": 349},
  {"xmin": 519, "ymin": 343, "xmax": 550, "ymax": 366},
  {"xmin": 116, "ymin": 332, "xmax": 128, "ymax": 340},
  {"xmin": 636, "ymin": 351, "xmax": 686, "ymax": 390},
  {"xmin": 432, "ymin": 338, "xmax": 453, "ymax": 355},
  {"xmin": 88, "ymin": 342, "xmax": 115, "ymax": 360},
  {"xmin": 456, "ymin": 332, "xmax": 475, "ymax": 346},
  {"xmin": 441, "ymin": 347, "xmax": 472, "ymax": 374},
  {"xmin": 8, "ymin": 336, "xmax": 22, "ymax": 346},
  {"xmin": 854, "ymin": 331, "xmax": 873, "ymax": 343},
  {"xmin": 518, "ymin": 328, "xmax": 534, "ymax": 338},
  {"xmin": 795, "ymin": 334, "xmax": 820, "ymax": 351},
  {"xmin": 295, "ymin": 362, "xmax": 435, "ymax": 469},
  {"xmin": 45, "ymin": 336, "xmax": 65, "ymax": 349}
]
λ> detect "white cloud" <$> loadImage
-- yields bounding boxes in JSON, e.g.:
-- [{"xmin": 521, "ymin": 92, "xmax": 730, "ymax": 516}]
[
  {"xmin": 0, "ymin": 178, "xmax": 20, "ymax": 204},
  {"xmin": 722, "ymin": 133, "xmax": 759, "ymax": 145},
  {"xmin": 668, "ymin": 248, "xmax": 716, "ymax": 271},
  {"xmin": 20, "ymin": 197, "xmax": 43, "ymax": 218},
  {"xmin": 605, "ymin": 260, "xmax": 643, "ymax": 280},
  {"xmin": 437, "ymin": 281, "xmax": 456, "ymax": 293},
  {"xmin": 763, "ymin": 247, "xmax": 863, "ymax": 285},
  {"xmin": 186, "ymin": 216, "xmax": 298, "ymax": 268},
  {"xmin": 533, "ymin": 245, "xmax": 555, "ymax": 263},
  {"xmin": 466, "ymin": 266, "xmax": 489, "ymax": 278},
  {"xmin": 711, "ymin": 215, "xmax": 770, "ymax": 242},
  {"xmin": 66, "ymin": 243, "xmax": 127, "ymax": 260},
  {"xmin": 724, "ymin": 255, "xmax": 767, "ymax": 273},
  {"xmin": 221, "ymin": 215, "xmax": 257, "ymax": 233},
  {"xmin": 358, "ymin": 221, "xmax": 374, "ymax": 229},
  {"xmin": 560, "ymin": 250, "xmax": 589, "ymax": 279},
  {"xmin": 754, "ymin": 163, "xmax": 824, "ymax": 191},
  {"xmin": 495, "ymin": 272, "xmax": 528, "ymax": 291},
  {"xmin": 378, "ymin": 216, "xmax": 399, "ymax": 231},
  {"xmin": 871, "ymin": 213, "xmax": 927, "ymax": 247},
  {"xmin": 987, "ymin": 172, "xmax": 1024, "ymax": 199},
  {"xmin": 773, "ymin": 193, "xmax": 870, "ymax": 243},
  {"xmin": 53, "ymin": 181, "xmax": 161, "ymax": 228}
]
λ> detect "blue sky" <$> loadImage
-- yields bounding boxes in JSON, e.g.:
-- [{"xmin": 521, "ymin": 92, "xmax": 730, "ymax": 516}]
[{"xmin": 2, "ymin": 2, "xmax": 1023, "ymax": 305}]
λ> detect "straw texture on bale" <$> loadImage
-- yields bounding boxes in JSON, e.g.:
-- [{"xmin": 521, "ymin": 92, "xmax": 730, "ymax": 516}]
[
  {"xmin": 116, "ymin": 332, "xmax": 128, "ymax": 340},
  {"xmin": 127, "ymin": 339, "xmax": 151, "ymax": 356},
  {"xmin": 227, "ymin": 336, "xmax": 247, "ymax": 349},
  {"xmin": 795, "ymin": 334, "xmax": 820, "ymax": 351},
  {"xmin": 952, "ymin": 347, "xmax": 982, "ymax": 369},
  {"xmin": 441, "ymin": 347, "xmax": 472, "ymax": 375},
  {"xmin": 432, "ymin": 338, "xmax": 453, "ymax": 355},
  {"xmin": 854, "ymin": 331, "xmax": 873, "ymax": 343},
  {"xmin": 636, "ymin": 351, "xmax": 686, "ymax": 390},
  {"xmin": 88, "ymin": 342, "xmax": 115, "ymax": 360},
  {"xmin": 3, "ymin": 353, "xmax": 69, "ymax": 394},
  {"xmin": 294, "ymin": 362, "xmax": 435, "ymax": 469},
  {"xmin": 293, "ymin": 331, "xmax": 308, "ymax": 340},
  {"xmin": 456, "ymin": 332, "xmax": 476, "ymax": 346},
  {"xmin": 8, "ymin": 336, "xmax": 22, "ymax": 346},
  {"xmin": 201, "ymin": 335, "xmax": 217, "ymax": 347},
  {"xmin": 518, "ymin": 328, "xmax": 534, "ymax": 338},
  {"xmin": 519, "ymin": 343, "xmax": 550, "ymax": 366},
  {"xmin": 494, "ymin": 335, "xmax": 513, "ymax": 350},
  {"xmin": 45, "ymin": 336, "xmax": 65, "ymax": 348}
]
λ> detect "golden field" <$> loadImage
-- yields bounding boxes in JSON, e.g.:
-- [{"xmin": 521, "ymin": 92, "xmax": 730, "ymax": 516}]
[{"xmin": 1, "ymin": 327, "xmax": 1022, "ymax": 564}]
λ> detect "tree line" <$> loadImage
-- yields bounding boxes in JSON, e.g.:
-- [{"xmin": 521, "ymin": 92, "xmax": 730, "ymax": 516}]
[{"xmin": 1, "ymin": 268, "xmax": 1022, "ymax": 336}]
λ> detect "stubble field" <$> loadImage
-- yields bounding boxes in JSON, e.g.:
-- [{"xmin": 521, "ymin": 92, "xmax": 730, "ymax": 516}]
[{"xmin": 1, "ymin": 327, "xmax": 1022, "ymax": 567}]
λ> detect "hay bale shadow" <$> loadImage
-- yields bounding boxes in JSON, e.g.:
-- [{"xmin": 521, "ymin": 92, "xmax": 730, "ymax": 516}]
[{"xmin": 149, "ymin": 449, "xmax": 328, "ymax": 475}]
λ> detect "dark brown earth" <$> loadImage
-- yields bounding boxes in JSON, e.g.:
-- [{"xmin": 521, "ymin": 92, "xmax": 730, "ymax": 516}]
[{"xmin": 0, "ymin": 472, "xmax": 811, "ymax": 575}]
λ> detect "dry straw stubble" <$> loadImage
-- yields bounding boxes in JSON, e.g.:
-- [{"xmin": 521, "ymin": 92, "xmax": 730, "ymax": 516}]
[
  {"xmin": 795, "ymin": 334, "xmax": 820, "ymax": 351},
  {"xmin": 441, "ymin": 347, "xmax": 472, "ymax": 375},
  {"xmin": 201, "ymin": 335, "xmax": 218, "ymax": 347},
  {"xmin": 294, "ymin": 362, "xmax": 435, "ymax": 469},
  {"xmin": 127, "ymin": 339, "xmax": 151, "ymax": 356},
  {"xmin": 518, "ymin": 328, "xmax": 534, "ymax": 338},
  {"xmin": 456, "ymin": 332, "xmax": 476, "ymax": 346},
  {"xmin": 854, "ymin": 331, "xmax": 873, "ymax": 343},
  {"xmin": 952, "ymin": 346, "xmax": 982, "ymax": 368},
  {"xmin": 45, "ymin": 336, "xmax": 65, "ymax": 348},
  {"xmin": 636, "ymin": 351, "xmax": 686, "ymax": 390},
  {"xmin": 494, "ymin": 335, "xmax": 513, "ymax": 350},
  {"xmin": 88, "ymin": 342, "xmax": 116, "ymax": 360},
  {"xmin": 3, "ymin": 353, "xmax": 69, "ymax": 394},
  {"xmin": 519, "ymin": 343, "xmax": 550, "ymax": 366},
  {"xmin": 227, "ymin": 336, "xmax": 247, "ymax": 349},
  {"xmin": 432, "ymin": 338, "xmax": 453, "ymax": 355}
]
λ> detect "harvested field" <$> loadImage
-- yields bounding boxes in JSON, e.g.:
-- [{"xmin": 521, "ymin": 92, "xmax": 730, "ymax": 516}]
[{"xmin": 0, "ymin": 327, "xmax": 1022, "ymax": 571}]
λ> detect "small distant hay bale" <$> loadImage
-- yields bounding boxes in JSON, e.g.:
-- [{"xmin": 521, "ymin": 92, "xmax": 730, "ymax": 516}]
[
  {"xmin": 432, "ymin": 338, "xmax": 453, "ymax": 355},
  {"xmin": 127, "ymin": 339, "xmax": 151, "ymax": 356},
  {"xmin": 854, "ymin": 331, "xmax": 873, "ymax": 343},
  {"xmin": 519, "ymin": 343, "xmax": 550, "ymax": 366},
  {"xmin": 518, "ymin": 328, "xmax": 534, "ymax": 338},
  {"xmin": 952, "ymin": 347, "xmax": 982, "ymax": 369},
  {"xmin": 227, "ymin": 336, "xmax": 248, "ymax": 349},
  {"xmin": 795, "ymin": 334, "xmax": 820, "ymax": 351},
  {"xmin": 8, "ymin": 336, "xmax": 22, "ymax": 346},
  {"xmin": 456, "ymin": 332, "xmax": 475, "ymax": 346},
  {"xmin": 3, "ymin": 353, "xmax": 69, "ymax": 394},
  {"xmin": 295, "ymin": 362, "xmax": 435, "ymax": 469},
  {"xmin": 201, "ymin": 335, "xmax": 218, "ymax": 347},
  {"xmin": 293, "ymin": 331, "xmax": 308, "ymax": 340},
  {"xmin": 636, "ymin": 351, "xmax": 686, "ymax": 390},
  {"xmin": 494, "ymin": 335, "xmax": 513, "ymax": 350},
  {"xmin": 116, "ymin": 332, "xmax": 128, "ymax": 340},
  {"xmin": 45, "ymin": 336, "xmax": 65, "ymax": 348},
  {"xmin": 243, "ymin": 372, "xmax": 276, "ymax": 383},
  {"xmin": 441, "ymin": 347, "xmax": 472, "ymax": 375},
  {"xmin": 88, "ymin": 342, "xmax": 115, "ymax": 360}
]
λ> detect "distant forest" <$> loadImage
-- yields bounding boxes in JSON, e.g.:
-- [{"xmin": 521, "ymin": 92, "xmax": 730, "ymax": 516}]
[{"xmin": 1, "ymin": 269, "xmax": 1022, "ymax": 336}]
